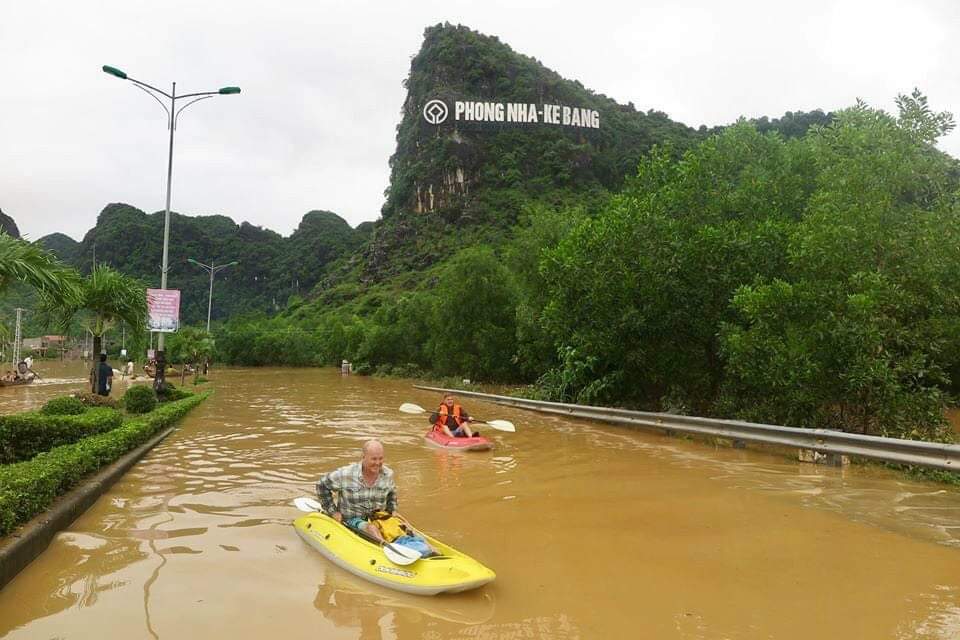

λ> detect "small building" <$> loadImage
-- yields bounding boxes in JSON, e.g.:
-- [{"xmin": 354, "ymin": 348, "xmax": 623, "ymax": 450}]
[{"xmin": 21, "ymin": 335, "xmax": 68, "ymax": 357}]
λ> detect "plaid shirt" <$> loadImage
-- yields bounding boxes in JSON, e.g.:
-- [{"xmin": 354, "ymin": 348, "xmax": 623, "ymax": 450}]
[{"xmin": 315, "ymin": 461, "xmax": 397, "ymax": 520}]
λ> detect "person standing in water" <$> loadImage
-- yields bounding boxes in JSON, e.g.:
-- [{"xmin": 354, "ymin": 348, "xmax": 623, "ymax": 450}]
[{"xmin": 94, "ymin": 354, "xmax": 113, "ymax": 396}]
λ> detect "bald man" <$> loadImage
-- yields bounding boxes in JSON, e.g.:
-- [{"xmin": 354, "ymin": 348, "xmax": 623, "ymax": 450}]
[{"xmin": 315, "ymin": 439, "xmax": 397, "ymax": 541}]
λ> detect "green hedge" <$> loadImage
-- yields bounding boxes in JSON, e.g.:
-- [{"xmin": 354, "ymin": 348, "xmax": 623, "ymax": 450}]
[
  {"xmin": 123, "ymin": 385, "xmax": 157, "ymax": 414},
  {"xmin": 0, "ymin": 409, "xmax": 122, "ymax": 464},
  {"xmin": 41, "ymin": 396, "xmax": 86, "ymax": 416},
  {"xmin": 0, "ymin": 392, "xmax": 209, "ymax": 536},
  {"xmin": 158, "ymin": 383, "xmax": 191, "ymax": 402}
]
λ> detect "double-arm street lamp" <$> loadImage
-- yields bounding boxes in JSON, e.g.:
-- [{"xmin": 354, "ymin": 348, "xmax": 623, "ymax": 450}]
[
  {"xmin": 102, "ymin": 65, "xmax": 240, "ymax": 390},
  {"xmin": 187, "ymin": 258, "xmax": 239, "ymax": 332}
]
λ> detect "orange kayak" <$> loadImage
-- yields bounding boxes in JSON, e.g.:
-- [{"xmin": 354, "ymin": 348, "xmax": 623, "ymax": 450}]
[{"xmin": 423, "ymin": 429, "xmax": 493, "ymax": 451}]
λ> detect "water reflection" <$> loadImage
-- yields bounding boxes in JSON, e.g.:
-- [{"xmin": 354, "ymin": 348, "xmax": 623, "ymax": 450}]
[
  {"xmin": 313, "ymin": 569, "xmax": 495, "ymax": 638},
  {"xmin": 0, "ymin": 530, "xmax": 146, "ymax": 636},
  {"xmin": 143, "ymin": 511, "xmax": 174, "ymax": 640},
  {"xmin": 453, "ymin": 614, "xmax": 580, "ymax": 639}
]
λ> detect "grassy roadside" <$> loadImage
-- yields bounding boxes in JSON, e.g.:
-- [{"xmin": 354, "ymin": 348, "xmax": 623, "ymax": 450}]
[{"xmin": 0, "ymin": 391, "xmax": 210, "ymax": 537}]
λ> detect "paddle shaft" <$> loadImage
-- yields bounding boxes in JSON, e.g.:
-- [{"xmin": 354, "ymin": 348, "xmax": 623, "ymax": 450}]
[
  {"xmin": 400, "ymin": 402, "xmax": 514, "ymax": 432},
  {"xmin": 432, "ymin": 412, "xmax": 511, "ymax": 432}
]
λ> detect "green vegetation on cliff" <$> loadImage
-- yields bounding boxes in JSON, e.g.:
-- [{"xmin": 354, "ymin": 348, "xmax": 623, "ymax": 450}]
[
  {"xmin": 38, "ymin": 233, "xmax": 81, "ymax": 264},
  {"xmin": 33, "ymin": 204, "xmax": 366, "ymax": 326}
]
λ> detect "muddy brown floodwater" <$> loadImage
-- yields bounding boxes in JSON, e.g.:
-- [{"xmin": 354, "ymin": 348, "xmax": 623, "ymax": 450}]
[{"xmin": 1, "ymin": 362, "xmax": 959, "ymax": 639}]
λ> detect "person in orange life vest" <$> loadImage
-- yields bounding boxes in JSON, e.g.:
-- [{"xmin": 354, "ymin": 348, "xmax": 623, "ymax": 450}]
[{"xmin": 428, "ymin": 393, "xmax": 476, "ymax": 438}]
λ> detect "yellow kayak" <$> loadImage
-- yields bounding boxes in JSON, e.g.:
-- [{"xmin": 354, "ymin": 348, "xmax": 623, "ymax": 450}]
[{"xmin": 294, "ymin": 512, "xmax": 496, "ymax": 595}]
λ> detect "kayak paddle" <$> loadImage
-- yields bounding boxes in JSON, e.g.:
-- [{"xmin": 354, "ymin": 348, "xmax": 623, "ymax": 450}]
[
  {"xmin": 399, "ymin": 402, "xmax": 516, "ymax": 432},
  {"xmin": 294, "ymin": 496, "xmax": 324, "ymax": 512},
  {"xmin": 292, "ymin": 496, "xmax": 422, "ymax": 565}
]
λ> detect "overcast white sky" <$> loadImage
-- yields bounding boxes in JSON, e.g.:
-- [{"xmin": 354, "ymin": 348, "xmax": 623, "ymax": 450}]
[{"xmin": 3, "ymin": 0, "xmax": 958, "ymax": 242}]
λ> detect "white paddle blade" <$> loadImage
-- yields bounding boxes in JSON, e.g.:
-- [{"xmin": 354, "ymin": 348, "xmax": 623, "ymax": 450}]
[
  {"xmin": 399, "ymin": 403, "xmax": 426, "ymax": 414},
  {"xmin": 294, "ymin": 497, "xmax": 323, "ymax": 513},
  {"xmin": 383, "ymin": 542, "xmax": 422, "ymax": 565},
  {"xmin": 485, "ymin": 419, "xmax": 516, "ymax": 433}
]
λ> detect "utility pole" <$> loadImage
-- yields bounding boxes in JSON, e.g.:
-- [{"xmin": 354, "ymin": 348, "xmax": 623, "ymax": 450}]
[
  {"xmin": 187, "ymin": 259, "xmax": 238, "ymax": 332},
  {"xmin": 12, "ymin": 308, "xmax": 24, "ymax": 366},
  {"xmin": 102, "ymin": 64, "xmax": 240, "ymax": 389}
]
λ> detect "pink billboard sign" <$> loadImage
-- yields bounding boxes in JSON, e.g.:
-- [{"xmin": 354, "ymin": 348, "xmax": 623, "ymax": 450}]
[{"xmin": 147, "ymin": 289, "xmax": 181, "ymax": 333}]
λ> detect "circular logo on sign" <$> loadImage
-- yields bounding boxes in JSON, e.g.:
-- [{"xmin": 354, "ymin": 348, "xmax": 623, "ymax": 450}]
[{"xmin": 423, "ymin": 99, "xmax": 448, "ymax": 125}]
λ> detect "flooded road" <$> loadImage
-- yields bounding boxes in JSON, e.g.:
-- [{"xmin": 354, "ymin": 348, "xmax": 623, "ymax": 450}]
[{"xmin": 1, "ymin": 363, "xmax": 960, "ymax": 639}]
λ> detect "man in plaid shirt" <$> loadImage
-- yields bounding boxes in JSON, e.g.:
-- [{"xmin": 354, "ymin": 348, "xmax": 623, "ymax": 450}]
[{"xmin": 316, "ymin": 439, "xmax": 397, "ymax": 541}]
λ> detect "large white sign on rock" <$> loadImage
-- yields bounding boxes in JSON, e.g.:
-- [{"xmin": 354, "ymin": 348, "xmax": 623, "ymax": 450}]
[{"xmin": 423, "ymin": 99, "xmax": 600, "ymax": 129}]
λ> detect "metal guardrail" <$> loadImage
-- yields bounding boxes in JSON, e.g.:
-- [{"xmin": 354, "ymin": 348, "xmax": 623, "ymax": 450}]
[{"xmin": 414, "ymin": 385, "xmax": 960, "ymax": 472}]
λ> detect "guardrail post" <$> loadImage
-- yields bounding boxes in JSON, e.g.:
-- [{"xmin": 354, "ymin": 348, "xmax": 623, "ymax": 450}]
[
  {"xmin": 798, "ymin": 449, "xmax": 850, "ymax": 467},
  {"xmin": 825, "ymin": 453, "xmax": 850, "ymax": 467}
]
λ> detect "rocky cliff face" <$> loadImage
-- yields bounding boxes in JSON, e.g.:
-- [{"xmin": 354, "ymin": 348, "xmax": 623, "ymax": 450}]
[
  {"xmin": 360, "ymin": 23, "xmax": 701, "ymax": 280},
  {"xmin": 0, "ymin": 210, "xmax": 20, "ymax": 238}
]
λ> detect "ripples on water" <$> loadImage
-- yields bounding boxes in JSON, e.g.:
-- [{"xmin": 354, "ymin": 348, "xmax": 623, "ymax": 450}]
[
  {"xmin": 1, "ymin": 364, "xmax": 959, "ymax": 639},
  {"xmin": 536, "ymin": 411, "xmax": 960, "ymax": 549}
]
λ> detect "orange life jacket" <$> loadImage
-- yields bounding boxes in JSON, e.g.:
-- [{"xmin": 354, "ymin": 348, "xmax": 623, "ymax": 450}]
[{"xmin": 434, "ymin": 404, "xmax": 463, "ymax": 431}]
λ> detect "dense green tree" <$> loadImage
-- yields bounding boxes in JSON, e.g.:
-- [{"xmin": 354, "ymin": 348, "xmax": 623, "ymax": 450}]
[
  {"xmin": 167, "ymin": 327, "xmax": 215, "ymax": 383},
  {"xmin": 537, "ymin": 125, "xmax": 812, "ymax": 407},
  {"xmin": 216, "ymin": 315, "xmax": 325, "ymax": 367},
  {"xmin": 721, "ymin": 96, "xmax": 960, "ymax": 439},
  {"xmin": 749, "ymin": 109, "xmax": 834, "ymax": 139},
  {"xmin": 354, "ymin": 293, "xmax": 434, "ymax": 372},
  {"xmin": 428, "ymin": 246, "xmax": 518, "ymax": 381},
  {"xmin": 505, "ymin": 204, "xmax": 589, "ymax": 381}
]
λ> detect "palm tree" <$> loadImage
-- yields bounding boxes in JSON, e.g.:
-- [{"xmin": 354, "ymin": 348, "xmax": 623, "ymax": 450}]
[
  {"xmin": 0, "ymin": 232, "xmax": 80, "ymax": 304},
  {"xmin": 168, "ymin": 326, "xmax": 215, "ymax": 384},
  {"xmin": 43, "ymin": 265, "xmax": 147, "ymax": 393}
]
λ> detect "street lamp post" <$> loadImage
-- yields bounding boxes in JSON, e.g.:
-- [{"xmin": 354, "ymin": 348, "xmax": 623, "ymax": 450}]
[
  {"xmin": 102, "ymin": 65, "xmax": 240, "ymax": 391},
  {"xmin": 187, "ymin": 259, "xmax": 239, "ymax": 332}
]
